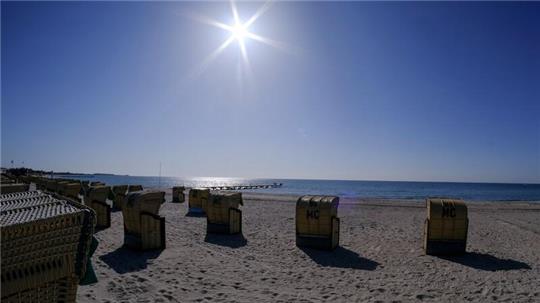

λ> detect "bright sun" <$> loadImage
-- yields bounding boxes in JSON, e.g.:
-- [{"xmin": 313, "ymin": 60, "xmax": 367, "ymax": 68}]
[
  {"xmin": 189, "ymin": 1, "xmax": 288, "ymax": 77},
  {"xmin": 230, "ymin": 22, "xmax": 248, "ymax": 42}
]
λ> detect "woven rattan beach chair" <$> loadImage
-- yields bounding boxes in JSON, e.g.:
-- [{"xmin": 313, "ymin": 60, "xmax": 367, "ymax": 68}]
[
  {"xmin": 0, "ymin": 191, "xmax": 96, "ymax": 303},
  {"xmin": 206, "ymin": 192, "xmax": 243, "ymax": 234},
  {"xmin": 84, "ymin": 186, "xmax": 111, "ymax": 229},
  {"xmin": 172, "ymin": 186, "xmax": 186, "ymax": 203},
  {"xmin": 188, "ymin": 188, "xmax": 209, "ymax": 214},
  {"xmin": 111, "ymin": 185, "xmax": 129, "ymax": 210},
  {"xmin": 123, "ymin": 190, "xmax": 166, "ymax": 250},
  {"xmin": 296, "ymin": 195, "xmax": 340, "ymax": 250}
]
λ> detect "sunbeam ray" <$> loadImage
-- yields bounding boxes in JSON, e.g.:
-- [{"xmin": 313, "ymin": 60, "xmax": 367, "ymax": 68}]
[
  {"xmin": 230, "ymin": 0, "xmax": 240, "ymax": 25},
  {"xmin": 178, "ymin": 11, "xmax": 233, "ymax": 32},
  {"xmin": 238, "ymin": 39, "xmax": 251, "ymax": 78},
  {"xmin": 245, "ymin": 32, "xmax": 297, "ymax": 54},
  {"xmin": 190, "ymin": 36, "xmax": 235, "ymax": 79},
  {"xmin": 244, "ymin": 0, "xmax": 273, "ymax": 28}
]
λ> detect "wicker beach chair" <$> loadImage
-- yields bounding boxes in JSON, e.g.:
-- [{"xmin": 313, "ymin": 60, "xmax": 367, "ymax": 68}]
[
  {"xmin": 206, "ymin": 192, "xmax": 243, "ymax": 234},
  {"xmin": 424, "ymin": 198, "xmax": 468, "ymax": 255},
  {"xmin": 188, "ymin": 188, "xmax": 209, "ymax": 214},
  {"xmin": 122, "ymin": 191, "xmax": 166, "ymax": 251},
  {"xmin": 57, "ymin": 182, "xmax": 82, "ymax": 201},
  {"xmin": 44, "ymin": 179, "xmax": 59, "ymax": 192},
  {"xmin": 84, "ymin": 186, "xmax": 111, "ymax": 229},
  {"xmin": 296, "ymin": 195, "xmax": 340, "ymax": 250},
  {"xmin": 0, "ymin": 191, "xmax": 96, "ymax": 303},
  {"xmin": 34, "ymin": 178, "xmax": 46, "ymax": 190},
  {"xmin": 111, "ymin": 185, "xmax": 129, "ymax": 210},
  {"xmin": 172, "ymin": 186, "xmax": 185, "ymax": 203}
]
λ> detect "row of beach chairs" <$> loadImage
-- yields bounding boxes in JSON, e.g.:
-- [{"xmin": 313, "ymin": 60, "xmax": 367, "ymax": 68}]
[
  {"xmin": 1, "ymin": 173, "xmax": 469, "ymax": 303},
  {"xmin": 5, "ymin": 175, "xmax": 470, "ymax": 254},
  {"xmin": 184, "ymin": 187, "xmax": 468, "ymax": 253}
]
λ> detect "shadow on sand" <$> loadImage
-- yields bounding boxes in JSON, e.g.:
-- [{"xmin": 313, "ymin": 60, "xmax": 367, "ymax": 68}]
[
  {"xmin": 204, "ymin": 233, "xmax": 248, "ymax": 248},
  {"xmin": 99, "ymin": 246, "xmax": 163, "ymax": 274},
  {"xmin": 300, "ymin": 246, "xmax": 379, "ymax": 270},
  {"xmin": 440, "ymin": 252, "xmax": 531, "ymax": 271}
]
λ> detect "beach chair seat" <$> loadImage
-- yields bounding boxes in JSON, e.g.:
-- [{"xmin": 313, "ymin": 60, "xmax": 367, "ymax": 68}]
[
  {"xmin": 424, "ymin": 198, "xmax": 468, "ymax": 255},
  {"xmin": 84, "ymin": 186, "xmax": 111, "ymax": 229},
  {"xmin": 188, "ymin": 188, "xmax": 209, "ymax": 214},
  {"xmin": 0, "ymin": 191, "xmax": 96, "ymax": 303},
  {"xmin": 296, "ymin": 195, "xmax": 340, "ymax": 250},
  {"xmin": 122, "ymin": 191, "xmax": 165, "ymax": 250},
  {"xmin": 0, "ymin": 183, "xmax": 29, "ymax": 194},
  {"xmin": 172, "ymin": 186, "xmax": 185, "ymax": 203},
  {"xmin": 206, "ymin": 192, "xmax": 242, "ymax": 234}
]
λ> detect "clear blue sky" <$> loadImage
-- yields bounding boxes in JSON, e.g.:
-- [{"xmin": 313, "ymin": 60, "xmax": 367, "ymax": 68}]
[{"xmin": 2, "ymin": 1, "xmax": 539, "ymax": 183}]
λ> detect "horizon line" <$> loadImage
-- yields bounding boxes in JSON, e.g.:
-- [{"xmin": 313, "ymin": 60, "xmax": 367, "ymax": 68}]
[{"xmin": 32, "ymin": 169, "xmax": 540, "ymax": 186}]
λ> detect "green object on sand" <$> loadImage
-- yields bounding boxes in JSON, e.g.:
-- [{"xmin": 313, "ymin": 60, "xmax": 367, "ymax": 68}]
[{"xmin": 80, "ymin": 236, "xmax": 99, "ymax": 285}]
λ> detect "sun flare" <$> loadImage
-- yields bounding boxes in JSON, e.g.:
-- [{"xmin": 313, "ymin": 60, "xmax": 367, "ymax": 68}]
[
  {"xmin": 188, "ymin": 0, "xmax": 291, "ymax": 78},
  {"xmin": 230, "ymin": 22, "xmax": 248, "ymax": 42}
]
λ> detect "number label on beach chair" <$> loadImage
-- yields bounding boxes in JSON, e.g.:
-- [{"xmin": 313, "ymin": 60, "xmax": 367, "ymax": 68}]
[
  {"xmin": 441, "ymin": 202, "xmax": 456, "ymax": 218},
  {"xmin": 306, "ymin": 208, "xmax": 320, "ymax": 219}
]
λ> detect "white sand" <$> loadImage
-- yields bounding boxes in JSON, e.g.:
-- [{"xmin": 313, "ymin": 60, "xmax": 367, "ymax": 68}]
[{"xmin": 78, "ymin": 191, "xmax": 540, "ymax": 302}]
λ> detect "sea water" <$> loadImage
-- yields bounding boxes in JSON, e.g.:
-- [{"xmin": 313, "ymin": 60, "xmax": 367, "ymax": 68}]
[{"xmin": 55, "ymin": 175, "xmax": 540, "ymax": 201}]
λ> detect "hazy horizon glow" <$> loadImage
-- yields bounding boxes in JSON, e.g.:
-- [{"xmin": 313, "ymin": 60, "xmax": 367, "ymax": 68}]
[{"xmin": 1, "ymin": 2, "xmax": 539, "ymax": 183}]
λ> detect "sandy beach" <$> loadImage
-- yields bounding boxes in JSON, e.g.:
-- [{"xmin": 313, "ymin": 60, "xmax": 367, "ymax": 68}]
[{"xmin": 77, "ymin": 191, "xmax": 540, "ymax": 302}]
